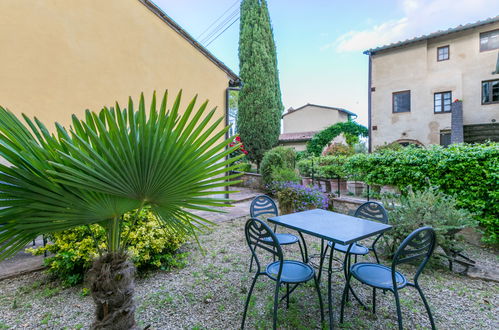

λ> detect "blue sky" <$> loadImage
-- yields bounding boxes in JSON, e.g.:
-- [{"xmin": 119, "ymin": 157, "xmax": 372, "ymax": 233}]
[{"xmin": 154, "ymin": 0, "xmax": 499, "ymax": 125}]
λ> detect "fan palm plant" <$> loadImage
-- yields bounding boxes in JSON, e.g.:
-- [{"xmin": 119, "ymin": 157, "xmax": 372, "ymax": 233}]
[{"xmin": 0, "ymin": 91, "xmax": 242, "ymax": 329}]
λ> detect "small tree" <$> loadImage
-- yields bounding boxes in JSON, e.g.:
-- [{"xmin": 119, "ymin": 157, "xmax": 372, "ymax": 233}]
[
  {"xmin": 0, "ymin": 91, "xmax": 241, "ymax": 328},
  {"xmin": 238, "ymin": 0, "xmax": 283, "ymax": 169}
]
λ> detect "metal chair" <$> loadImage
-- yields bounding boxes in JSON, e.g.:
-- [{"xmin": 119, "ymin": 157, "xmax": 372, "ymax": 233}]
[
  {"xmin": 248, "ymin": 195, "xmax": 304, "ymax": 272},
  {"xmin": 241, "ymin": 218, "xmax": 324, "ymax": 330},
  {"xmin": 318, "ymin": 201, "xmax": 388, "ymax": 283},
  {"xmin": 340, "ymin": 226, "xmax": 437, "ymax": 330}
]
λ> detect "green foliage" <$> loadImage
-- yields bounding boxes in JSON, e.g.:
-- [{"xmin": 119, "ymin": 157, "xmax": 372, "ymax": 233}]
[
  {"xmin": 346, "ymin": 143, "xmax": 499, "ymax": 243},
  {"xmin": 307, "ymin": 121, "xmax": 368, "ymax": 156},
  {"xmin": 297, "ymin": 155, "xmax": 348, "ymax": 179},
  {"xmin": 295, "ymin": 150, "xmax": 312, "ymax": 161},
  {"xmin": 28, "ymin": 209, "xmax": 186, "ymax": 286},
  {"xmin": 381, "ymin": 186, "xmax": 477, "ymax": 258},
  {"xmin": 0, "ymin": 91, "xmax": 241, "ymax": 260},
  {"xmin": 238, "ymin": 0, "xmax": 283, "ymax": 167},
  {"xmin": 296, "ymin": 157, "xmax": 319, "ymax": 177},
  {"xmin": 323, "ymin": 143, "xmax": 354, "ymax": 156},
  {"xmin": 374, "ymin": 142, "xmax": 405, "ymax": 152},
  {"xmin": 271, "ymin": 167, "xmax": 300, "ymax": 183},
  {"xmin": 260, "ymin": 146, "xmax": 296, "ymax": 186},
  {"xmin": 316, "ymin": 156, "xmax": 349, "ymax": 178}
]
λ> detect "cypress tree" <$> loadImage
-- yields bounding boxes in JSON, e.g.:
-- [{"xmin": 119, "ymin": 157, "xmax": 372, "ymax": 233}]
[{"xmin": 238, "ymin": 0, "xmax": 283, "ymax": 169}]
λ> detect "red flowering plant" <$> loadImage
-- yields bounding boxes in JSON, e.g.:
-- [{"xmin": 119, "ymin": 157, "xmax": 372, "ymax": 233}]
[
  {"xmin": 229, "ymin": 136, "xmax": 251, "ymax": 172},
  {"xmin": 229, "ymin": 136, "xmax": 248, "ymax": 157}
]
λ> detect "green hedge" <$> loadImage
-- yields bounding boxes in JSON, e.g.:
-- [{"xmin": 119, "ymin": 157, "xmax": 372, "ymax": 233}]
[
  {"xmin": 260, "ymin": 146, "xmax": 296, "ymax": 186},
  {"xmin": 345, "ymin": 143, "xmax": 499, "ymax": 243},
  {"xmin": 297, "ymin": 155, "xmax": 348, "ymax": 178}
]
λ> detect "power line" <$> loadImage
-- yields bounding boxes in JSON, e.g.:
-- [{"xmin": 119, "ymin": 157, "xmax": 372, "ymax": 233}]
[
  {"xmin": 197, "ymin": 0, "xmax": 240, "ymax": 40},
  {"xmin": 200, "ymin": 7, "xmax": 239, "ymax": 44},
  {"xmin": 205, "ymin": 15, "xmax": 240, "ymax": 47}
]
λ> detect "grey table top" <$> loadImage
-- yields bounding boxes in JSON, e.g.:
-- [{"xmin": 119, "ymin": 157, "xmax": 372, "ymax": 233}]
[{"xmin": 268, "ymin": 209, "xmax": 392, "ymax": 245}]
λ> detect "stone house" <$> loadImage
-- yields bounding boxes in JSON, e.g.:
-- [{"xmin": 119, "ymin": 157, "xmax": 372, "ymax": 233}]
[
  {"xmin": 365, "ymin": 16, "xmax": 499, "ymax": 150},
  {"xmin": 279, "ymin": 103, "xmax": 356, "ymax": 151}
]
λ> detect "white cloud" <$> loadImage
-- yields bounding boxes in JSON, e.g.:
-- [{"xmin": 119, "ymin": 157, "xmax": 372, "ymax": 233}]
[{"xmin": 330, "ymin": 0, "xmax": 499, "ymax": 52}]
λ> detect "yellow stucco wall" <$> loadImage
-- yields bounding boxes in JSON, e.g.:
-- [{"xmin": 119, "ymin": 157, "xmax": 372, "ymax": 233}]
[
  {"xmin": 371, "ymin": 22, "xmax": 499, "ymax": 147},
  {"xmin": 283, "ymin": 105, "xmax": 350, "ymax": 134},
  {"xmin": 0, "ymin": 0, "xmax": 233, "ymax": 129}
]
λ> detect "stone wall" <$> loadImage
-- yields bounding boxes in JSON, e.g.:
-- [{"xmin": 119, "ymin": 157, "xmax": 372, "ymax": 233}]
[
  {"xmin": 233, "ymin": 171, "xmax": 264, "ymax": 190},
  {"xmin": 330, "ymin": 196, "xmax": 366, "ymax": 215}
]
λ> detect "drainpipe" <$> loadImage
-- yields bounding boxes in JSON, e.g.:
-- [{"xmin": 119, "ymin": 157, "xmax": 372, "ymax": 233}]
[
  {"xmin": 225, "ymin": 79, "xmax": 242, "ymax": 201},
  {"xmin": 364, "ymin": 50, "xmax": 373, "ymax": 153}
]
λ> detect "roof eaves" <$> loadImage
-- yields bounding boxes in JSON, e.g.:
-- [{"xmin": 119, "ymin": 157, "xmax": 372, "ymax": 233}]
[
  {"xmin": 282, "ymin": 103, "xmax": 357, "ymax": 118},
  {"xmin": 139, "ymin": 0, "xmax": 240, "ymax": 81},
  {"xmin": 365, "ymin": 15, "xmax": 499, "ymax": 55}
]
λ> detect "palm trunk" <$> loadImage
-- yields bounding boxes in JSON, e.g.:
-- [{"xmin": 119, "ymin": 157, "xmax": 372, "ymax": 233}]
[{"xmin": 86, "ymin": 252, "xmax": 138, "ymax": 330}]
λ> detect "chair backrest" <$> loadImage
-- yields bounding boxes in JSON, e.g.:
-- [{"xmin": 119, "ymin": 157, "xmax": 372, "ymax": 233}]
[
  {"xmin": 392, "ymin": 227, "xmax": 436, "ymax": 282},
  {"xmin": 245, "ymin": 217, "xmax": 283, "ymax": 273},
  {"xmin": 250, "ymin": 195, "xmax": 278, "ymax": 220},
  {"xmin": 354, "ymin": 201, "xmax": 388, "ymax": 224}
]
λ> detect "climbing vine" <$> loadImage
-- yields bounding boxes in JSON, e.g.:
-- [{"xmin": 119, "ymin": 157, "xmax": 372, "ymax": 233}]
[{"xmin": 307, "ymin": 121, "xmax": 368, "ymax": 156}]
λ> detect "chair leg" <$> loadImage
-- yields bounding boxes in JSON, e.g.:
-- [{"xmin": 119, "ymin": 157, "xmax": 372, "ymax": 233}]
[
  {"xmin": 248, "ymin": 255, "xmax": 254, "ymax": 273},
  {"xmin": 317, "ymin": 242, "xmax": 329, "ymax": 283},
  {"xmin": 373, "ymin": 247, "xmax": 380, "ymax": 264},
  {"xmin": 393, "ymin": 288, "xmax": 403, "ymax": 330},
  {"xmin": 340, "ymin": 272, "xmax": 352, "ymax": 323},
  {"xmin": 241, "ymin": 274, "xmax": 259, "ymax": 329},
  {"xmin": 286, "ymin": 283, "xmax": 290, "ymax": 309},
  {"xmin": 297, "ymin": 240, "xmax": 305, "ymax": 263},
  {"xmin": 346, "ymin": 254, "xmax": 351, "ymax": 303},
  {"xmin": 273, "ymin": 281, "xmax": 280, "ymax": 330},
  {"xmin": 372, "ymin": 287, "xmax": 376, "ymax": 314},
  {"xmin": 415, "ymin": 284, "xmax": 436, "ymax": 329},
  {"xmin": 313, "ymin": 274, "xmax": 325, "ymax": 325}
]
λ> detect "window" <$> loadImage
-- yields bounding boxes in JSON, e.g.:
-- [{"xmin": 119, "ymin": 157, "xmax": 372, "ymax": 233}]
[
  {"xmin": 434, "ymin": 91, "xmax": 452, "ymax": 113},
  {"xmin": 482, "ymin": 79, "xmax": 499, "ymax": 104},
  {"xmin": 437, "ymin": 45, "xmax": 449, "ymax": 61},
  {"xmin": 392, "ymin": 91, "xmax": 411, "ymax": 113},
  {"xmin": 440, "ymin": 131, "xmax": 451, "ymax": 147},
  {"xmin": 480, "ymin": 29, "xmax": 499, "ymax": 52}
]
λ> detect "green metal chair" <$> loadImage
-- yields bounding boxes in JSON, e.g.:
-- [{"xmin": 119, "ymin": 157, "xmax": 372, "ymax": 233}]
[
  {"xmin": 248, "ymin": 195, "xmax": 304, "ymax": 272},
  {"xmin": 318, "ymin": 201, "xmax": 388, "ymax": 283},
  {"xmin": 241, "ymin": 218, "xmax": 324, "ymax": 330},
  {"xmin": 340, "ymin": 226, "xmax": 437, "ymax": 330}
]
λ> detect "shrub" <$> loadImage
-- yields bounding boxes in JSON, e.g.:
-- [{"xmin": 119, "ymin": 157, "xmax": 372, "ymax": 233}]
[
  {"xmin": 260, "ymin": 146, "xmax": 296, "ymax": 186},
  {"xmin": 296, "ymin": 157, "xmax": 319, "ymax": 177},
  {"xmin": 295, "ymin": 150, "xmax": 312, "ymax": 161},
  {"xmin": 322, "ymin": 143, "xmax": 354, "ymax": 156},
  {"xmin": 271, "ymin": 182, "xmax": 328, "ymax": 214},
  {"xmin": 345, "ymin": 143, "xmax": 499, "ymax": 243},
  {"xmin": 271, "ymin": 166, "xmax": 300, "ymax": 183},
  {"xmin": 297, "ymin": 155, "xmax": 348, "ymax": 179},
  {"xmin": 316, "ymin": 156, "xmax": 348, "ymax": 179},
  {"xmin": 28, "ymin": 209, "xmax": 187, "ymax": 286},
  {"xmin": 381, "ymin": 185, "xmax": 477, "ymax": 261}
]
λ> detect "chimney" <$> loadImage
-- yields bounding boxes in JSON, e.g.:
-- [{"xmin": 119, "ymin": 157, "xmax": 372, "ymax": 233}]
[{"xmin": 450, "ymin": 100, "xmax": 463, "ymax": 144}]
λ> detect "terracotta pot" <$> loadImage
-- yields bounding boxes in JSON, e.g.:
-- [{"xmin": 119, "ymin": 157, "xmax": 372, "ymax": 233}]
[
  {"xmin": 330, "ymin": 179, "xmax": 347, "ymax": 194},
  {"xmin": 301, "ymin": 177, "xmax": 312, "ymax": 186},
  {"xmin": 380, "ymin": 185, "xmax": 401, "ymax": 195},
  {"xmin": 347, "ymin": 181, "xmax": 366, "ymax": 196}
]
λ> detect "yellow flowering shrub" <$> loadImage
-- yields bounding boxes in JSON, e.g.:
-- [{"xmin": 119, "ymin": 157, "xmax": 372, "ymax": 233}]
[{"xmin": 28, "ymin": 209, "xmax": 187, "ymax": 286}]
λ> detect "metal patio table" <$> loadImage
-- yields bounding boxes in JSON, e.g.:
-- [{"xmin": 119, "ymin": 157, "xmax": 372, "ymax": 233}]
[{"xmin": 268, "ymin": 209, "xmax": 392, "ymax": 329}]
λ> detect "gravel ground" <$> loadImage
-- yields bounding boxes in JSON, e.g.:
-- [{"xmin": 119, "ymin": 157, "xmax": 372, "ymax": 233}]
[{"xmin": 0, "ymin": 216, "xmax": 498, "ymax": 329}]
